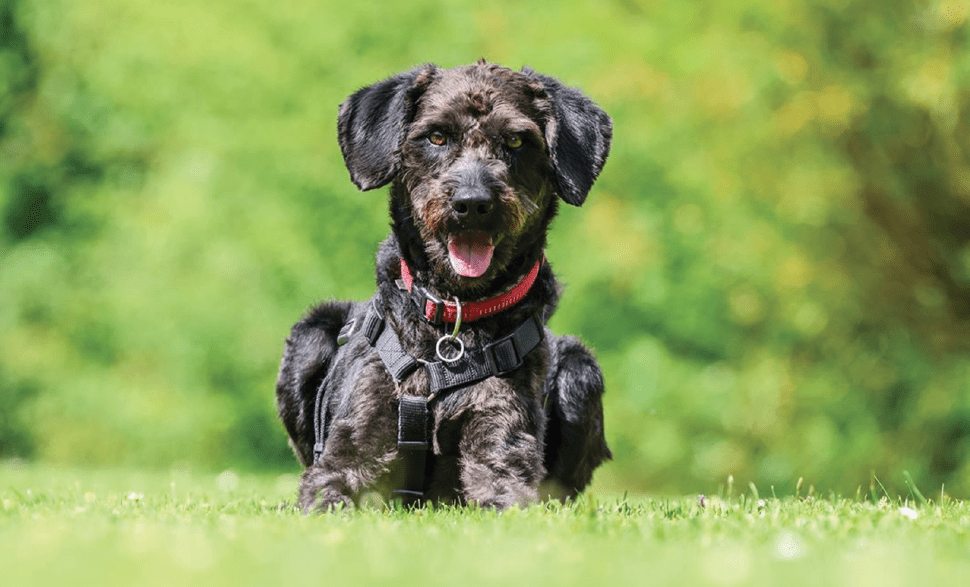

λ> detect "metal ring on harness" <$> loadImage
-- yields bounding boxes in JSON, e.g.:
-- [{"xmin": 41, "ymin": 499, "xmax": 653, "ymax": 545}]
[
  {"xmin": 435, "ymin": 296, "xmax": 464, "ymax": 362},
  {"xmin": 435, "ymin": 336, "xmax": 464, "ymax": 362}
]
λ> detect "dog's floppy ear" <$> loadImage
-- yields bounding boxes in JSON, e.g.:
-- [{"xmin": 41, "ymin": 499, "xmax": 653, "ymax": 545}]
[
  {"xmin": 526, "ymin": 70, "xmax": 612, "ymax": 207},
  {"xmin": 337, "ymin": 64, "xmax": 438, "ymax": 191}
]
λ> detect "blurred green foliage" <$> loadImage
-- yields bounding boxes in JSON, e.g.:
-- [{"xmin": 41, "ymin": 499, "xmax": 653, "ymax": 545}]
[{"xmin": 2, "ymin": 0, "xmax": 970, "ymax": 497}]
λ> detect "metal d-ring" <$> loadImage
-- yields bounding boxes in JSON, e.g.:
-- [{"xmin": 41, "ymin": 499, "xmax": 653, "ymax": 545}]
[{"xmin": 435, "ymin": 297, "xmax": 464, "ymax": 362}]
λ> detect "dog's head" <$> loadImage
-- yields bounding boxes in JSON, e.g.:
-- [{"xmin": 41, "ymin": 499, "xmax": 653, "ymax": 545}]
[{"xmin": 338, "ymin": 61, "xmax": 611, "ymax": 297}]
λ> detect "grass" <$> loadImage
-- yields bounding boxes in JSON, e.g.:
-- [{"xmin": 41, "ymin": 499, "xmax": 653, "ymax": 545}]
[{"xmin": 3, "ymin": 462, "xmax": 970, "ymax": 586}]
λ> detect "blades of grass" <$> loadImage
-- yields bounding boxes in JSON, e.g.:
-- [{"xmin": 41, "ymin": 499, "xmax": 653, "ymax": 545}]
[
  {"xmin": 903, "ymin": 470, "xmax": 928, "ymax": 506},
  {"xmin": 871, "ymin": 473, "xmax": 889, "ymax": 503}
]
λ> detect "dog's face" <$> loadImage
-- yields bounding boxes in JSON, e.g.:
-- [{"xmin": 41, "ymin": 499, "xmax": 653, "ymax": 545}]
[{"xmin": 338, "ymin": 62, "xmax": 612, "ymax": 296}]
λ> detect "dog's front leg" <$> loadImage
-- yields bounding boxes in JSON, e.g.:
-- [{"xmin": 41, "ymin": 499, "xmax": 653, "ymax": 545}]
[
  {"xmin": 299, "ymin": 388, "xmax": 397, "ymax": 513},
  {"xmin": 457, "ymin": 393, "xmax": 546, "ymax": 509},
  {"xmin": 298, "ymin": 411, "xmax": 398, "ymax": 513}
]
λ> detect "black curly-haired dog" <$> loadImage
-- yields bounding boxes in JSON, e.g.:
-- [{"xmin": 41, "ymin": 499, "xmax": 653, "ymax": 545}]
[{"xmin": 276, "ymin": 61, "xmax": 612, "ymax": 512}]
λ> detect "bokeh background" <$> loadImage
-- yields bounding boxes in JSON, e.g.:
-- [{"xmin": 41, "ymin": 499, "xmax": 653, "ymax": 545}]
[{"xmin": 2, "ymin": 0, "xmax": 970, "ymax": 497}]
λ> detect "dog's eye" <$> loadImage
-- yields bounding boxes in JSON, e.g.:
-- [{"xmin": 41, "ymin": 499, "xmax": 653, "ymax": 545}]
[
  {"xmin": 505, "ymin": 134, "xmax": 524, "ymax": 150},
  {"xmin": 428, "ymin": 132, "xmax": 448, "ymax": 146}
]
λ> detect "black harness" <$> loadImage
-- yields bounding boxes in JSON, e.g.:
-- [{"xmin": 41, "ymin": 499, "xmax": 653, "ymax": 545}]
[{"xmin": 311, "ymin": 292, "xmax": 544, "ymax": 506}]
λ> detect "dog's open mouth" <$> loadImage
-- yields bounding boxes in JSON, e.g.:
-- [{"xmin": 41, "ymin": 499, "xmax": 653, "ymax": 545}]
[{"xmin": 447, "ymin": 230, "xmax": 494, "ymax": 278}]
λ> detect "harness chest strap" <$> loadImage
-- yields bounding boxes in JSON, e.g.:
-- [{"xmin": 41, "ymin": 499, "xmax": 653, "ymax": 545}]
[
  {"xmin": 395, "ymin": 395, "xmax": 430, "ymax": 505},
  {"xmin": 337, "ymin": 300, "xmax": 545, "ymax": 395}
]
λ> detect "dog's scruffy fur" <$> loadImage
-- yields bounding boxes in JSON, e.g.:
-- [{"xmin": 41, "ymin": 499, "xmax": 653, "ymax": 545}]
[{"xmin": 276, "ymin": 61, "xmax": 613, "ymax": 512}]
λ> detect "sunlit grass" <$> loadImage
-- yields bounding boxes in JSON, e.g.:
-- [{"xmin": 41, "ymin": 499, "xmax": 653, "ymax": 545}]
[{"xmin": 4, "ymin": 462, "xmax": 970, "ymax": 586}]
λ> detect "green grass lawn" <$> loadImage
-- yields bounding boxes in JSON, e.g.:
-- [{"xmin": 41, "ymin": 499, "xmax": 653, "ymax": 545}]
[{"xmin": 3, "ymin": 462, "xmax": 969, "ymax": 587}]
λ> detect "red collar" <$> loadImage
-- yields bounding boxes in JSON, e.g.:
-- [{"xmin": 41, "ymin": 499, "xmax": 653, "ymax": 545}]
[{"xmin": 399, "ymin": 256, "xmax": 543, "ymax": 323}]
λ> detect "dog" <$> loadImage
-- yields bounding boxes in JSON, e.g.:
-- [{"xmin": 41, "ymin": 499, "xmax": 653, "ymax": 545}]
[{"xmin": 276, "ymin": 61, "xmax": 612, "ymax": 512}]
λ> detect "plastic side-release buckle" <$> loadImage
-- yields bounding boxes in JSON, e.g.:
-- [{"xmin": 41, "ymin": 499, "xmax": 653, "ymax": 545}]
[{"xmin": 411, "ymin": 285, "xmax": 445, "ymax": 324}]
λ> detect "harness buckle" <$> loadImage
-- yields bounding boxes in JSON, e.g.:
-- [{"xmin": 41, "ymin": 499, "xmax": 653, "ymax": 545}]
[
  {"xmin": 485, "ymin": 335, "xmax": 522, "ymax": 377},
  {"xmin": 484, "ymin": 314, "xmax": 544, "ymax": 377},
  {"xmin": 410, "ymin": 285, "xmax": 445, "ymax": 324},
  {"xmin": 336, "ymin": 319, "xmax": 356, "ymax": 346}
]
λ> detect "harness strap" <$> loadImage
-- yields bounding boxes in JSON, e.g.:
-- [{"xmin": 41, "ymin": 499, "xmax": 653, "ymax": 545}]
[
  {"xmin": 338, "ymin": 300, "xmax": 421, "ymax": 382},
  {"xmin": 339, "ymin": 301, "xmax": 544, "ymax": 393},
  {"xmin": 424, "ymin": 314, "xmax": 544, "ymax": 393},
  {"xmin": 374, "ymin": 321, "xmax": 422, "ymax": 383},
  {"xmin": 394, "ymin": 395, "xmax": 429, "ymax": 507},
  {"xmin": 327, "ymin": 297, "xmax": 544, "ymax": 504},
  {"xmin": 312, "ymin": 375, "xmax": 332, "ymax": 465}
]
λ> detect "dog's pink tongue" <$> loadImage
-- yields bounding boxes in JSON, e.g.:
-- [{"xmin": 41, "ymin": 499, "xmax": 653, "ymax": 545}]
[{"xmin": 448, "ymin": 231, "xmax": 494, "ymax": 278}]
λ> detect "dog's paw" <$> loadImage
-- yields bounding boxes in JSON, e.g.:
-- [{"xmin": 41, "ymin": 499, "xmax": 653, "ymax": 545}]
[
  {"xmin": 297, "ymin": 472, "xmax": 355, "ymax": 514},
  {"xmin": 463, "ymin": 477, "xmax": 540, "ymax": 511},
  {"xmin": 298, "ymin": 486, "xmax": 354, "ymax": 514}
]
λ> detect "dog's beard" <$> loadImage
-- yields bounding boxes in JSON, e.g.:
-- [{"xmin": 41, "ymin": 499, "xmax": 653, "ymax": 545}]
[
  {"xmin": 403, "ymin": 179, "xmax": 537, "ymax": 290},
  {"xmin": 447, "ymin": 230, "xmax": 494, "ymax": 278}
]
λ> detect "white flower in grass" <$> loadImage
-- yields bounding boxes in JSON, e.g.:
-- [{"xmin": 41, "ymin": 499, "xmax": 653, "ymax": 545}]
[{"xmin": 899, "ymin": 506, "xmax": 918, "ymax": 520}]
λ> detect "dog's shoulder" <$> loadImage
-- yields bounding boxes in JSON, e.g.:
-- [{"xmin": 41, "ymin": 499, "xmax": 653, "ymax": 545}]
[
  {"xmin": 544, "ymin": 334, "xmax": 603, "ymax": 397},
  {"xmin": 277, "ymin": 300, "xmax": 352, "ymax": 401},
  {"xmin": 283, "ymin": 301, "xmax": 353, "ymax": 360}
]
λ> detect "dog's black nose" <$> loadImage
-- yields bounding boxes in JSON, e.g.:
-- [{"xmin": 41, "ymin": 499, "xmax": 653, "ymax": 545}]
[{"xmin": 451, "ymin": 186, "xmax": 494, "ymax": 219}]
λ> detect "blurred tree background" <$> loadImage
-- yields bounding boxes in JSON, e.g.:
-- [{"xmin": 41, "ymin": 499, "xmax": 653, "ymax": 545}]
[{"xmin": 2, "ymin": 0, "xmax": 970, "ymax": 497}]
